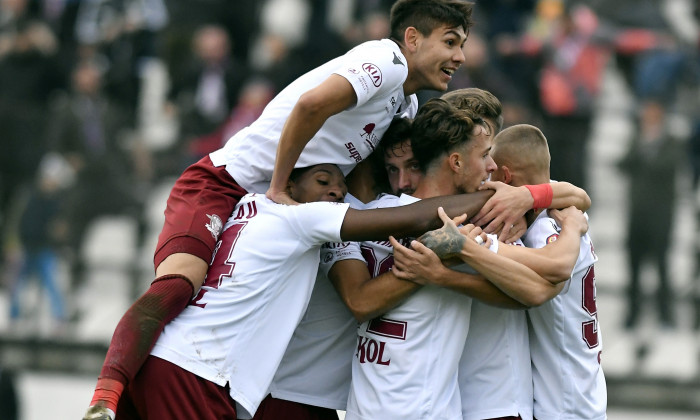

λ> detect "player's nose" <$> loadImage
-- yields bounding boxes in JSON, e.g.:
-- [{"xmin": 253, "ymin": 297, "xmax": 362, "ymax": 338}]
[
  {"xmin": 486, "ymin": 155, "xmax": 497, "ymax": 172},
  {"xmin": 327, "ymin": 185, "xmax": 346, "ymax": 202},
  {"xmin": 398, "ymin": 170, "xmax": 411, "ymax": 188}
]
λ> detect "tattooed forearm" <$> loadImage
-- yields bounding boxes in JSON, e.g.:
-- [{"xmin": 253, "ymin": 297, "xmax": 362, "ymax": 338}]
[{"xmin": 418, "ymin": 224, "xmax": 466, "ymax": 259}]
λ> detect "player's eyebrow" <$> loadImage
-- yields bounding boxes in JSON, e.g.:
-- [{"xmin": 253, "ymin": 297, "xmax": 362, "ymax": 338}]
[{"xmin": 444, "ymin": 28, "xmax": 467, "ymax": 43}]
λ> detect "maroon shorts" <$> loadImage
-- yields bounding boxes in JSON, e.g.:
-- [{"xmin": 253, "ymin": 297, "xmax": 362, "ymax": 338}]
[
  {"xmin": 252, "ymin": 394, "xmax": 339, "ymax": 420},
  {"xmin": 116, "ymin": 356, "xmax": 237, "ymax": 420},
  {"xmin": 154, "ymin": 155, "xmax": 247, "ymax": 269}
]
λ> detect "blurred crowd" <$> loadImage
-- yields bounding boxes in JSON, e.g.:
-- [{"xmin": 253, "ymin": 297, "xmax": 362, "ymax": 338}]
[{"xmin": 0, "ymin": 0, "xmax": 699, "ymax": 338}]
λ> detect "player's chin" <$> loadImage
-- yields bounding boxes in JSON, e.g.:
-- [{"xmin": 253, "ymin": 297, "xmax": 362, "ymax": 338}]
[{"xmin": 432, "ymin": 78, "xmax": 450, "ymax": 91}]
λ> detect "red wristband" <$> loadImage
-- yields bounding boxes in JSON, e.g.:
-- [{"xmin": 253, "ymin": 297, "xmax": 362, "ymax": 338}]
[
  {"xmin": 525, "ymin": 183, "xmax": 553, "ymax": 209},
  {"xmin": 90, "ymin": 378, "xmax": 124, "ymax": 413}
]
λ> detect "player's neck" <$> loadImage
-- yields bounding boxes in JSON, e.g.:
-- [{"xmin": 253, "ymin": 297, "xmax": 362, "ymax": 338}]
[{"xmin": 412, "ymin": 177, "xmax": 455, "ymax": 200}]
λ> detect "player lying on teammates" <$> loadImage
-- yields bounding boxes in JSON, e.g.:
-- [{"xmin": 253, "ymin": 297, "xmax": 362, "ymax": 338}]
[
  {"xmin": 82, "ymin": 161, "xmax": 508, "ymax": 420},
  {"xmin": 149, "ymin": 0, "xmax": 476, "ymax": 356}
]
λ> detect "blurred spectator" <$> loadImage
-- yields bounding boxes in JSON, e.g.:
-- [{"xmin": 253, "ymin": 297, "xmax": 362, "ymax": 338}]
[
  {"xmin": 253, "ymin": 32, "xmax": 304, "ymax": 93},
  {"xmin": 161, "ymin": 0, "xmax": 258, "ymax": 83},
  {"xmin": 0, "ymin": 366, "xmax": 18, "ymax": 420},
  {"xmin": 0, "ymin": 1, "xmax": 63, "ymax": 265},
  {"xmin": 8, "ymin": 154, "xmax": 72, "ymax": 334},
  {"xmin": 296, "ymin": 0, "xmax": 351, "ymax": 70},
  {"xmin": 589, "ymin": 0, "xmax": 677, "ymax": 97},
  {"xmin": 165, "ymin": 23, "xmax": 249, "ymax": 172},
  {"xmin": 343, "ymin": 9, "xmax": 391, "ymax": 46},
  {"xmin": 46, "ymin": 59, "xmax": 149, "ymax": 291},
  {"xmin": 188, "ymin": 78, "xmax": 275, "ymax": 161},
  {"xmin": 477, "ymin": 0, "xmax": 540, "ymax": 111},
  {"xmin": 74, "ymin": 0, "xmax": 168, "ymax": 122},
  {"xmin": 617, "ymin": 100, "xmax": 683, "ymax": 330},
  {"xmin": 535, "ymin": 2, "xmax": 608, "ymax": 192}
]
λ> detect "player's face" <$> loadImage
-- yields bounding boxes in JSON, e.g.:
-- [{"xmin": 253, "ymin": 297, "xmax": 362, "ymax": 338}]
[
  {"xmin": 289, "ymin": 164, "xmax": 348, "ymax": 203},
  {"xmin": 410, "ymin": 25, "xmax": 467, "ymax": 92},
  {"xmin": 455, "ymin": 125, "xmax": 497, "ymax": 193},
  {"xmin": 384, "ymin": 139, "xmax": 423, "ymax": 195}
]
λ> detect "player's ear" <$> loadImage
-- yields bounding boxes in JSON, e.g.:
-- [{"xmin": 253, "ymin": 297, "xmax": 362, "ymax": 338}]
[
  {"xmin": 501, "ymin": 165, "xmax": 512, "ymax": 184},
  {"xmin": 404, "ymin": 27, "xmax": 420, "ymax": 52},
  {"xmin": 448, "ymin": 152, "xmax": 462, "ymax": 174}
]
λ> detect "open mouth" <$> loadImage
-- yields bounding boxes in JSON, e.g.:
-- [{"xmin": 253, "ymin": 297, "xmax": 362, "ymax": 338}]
[{"xmin": 441, "ymin": 67, "xmax": 455, "ymax": 77}]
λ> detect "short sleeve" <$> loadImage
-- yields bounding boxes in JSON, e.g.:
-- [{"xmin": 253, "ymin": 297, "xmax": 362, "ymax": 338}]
[
  {"xmin": 319, "ymin": 241, "xmax": 365, "ymax": 277},
  {"xmin": 287, "ymin": 201, "xmax": 350, "ymax": 246},
  {"xmin": 334, "ymin": 42, "xmax": 408, "ymax": 108},
  {"xmin": 522, "ymin": 216, "xmax": 561, "ymax": 250}
]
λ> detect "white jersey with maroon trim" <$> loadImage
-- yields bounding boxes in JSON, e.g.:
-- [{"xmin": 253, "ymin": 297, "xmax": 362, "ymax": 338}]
[
  {"xmin": 458, "ymin": 280, "xmax": 533, "ymax": 420},
  {"xmin": 150, "ymin": 193, "xmax": 349, "ymax": 419},
  {"xmin": 268, "ymin": 195, "xmax": 366, "ymax": 410},
  {"xmin": 522, "ymin": 211, "xmax": 606, "ymax": 420},
  {"xmin": 210, "ymin": 39, "xmax": 418, "ymax": 194},
  {"xmin": 327, "ymin": 193, "xmax": 497, "ymax": 420}
]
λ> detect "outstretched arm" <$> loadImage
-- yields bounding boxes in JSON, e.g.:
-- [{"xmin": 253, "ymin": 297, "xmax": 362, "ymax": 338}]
[
  {"xmin": 470, "ymin": 181, "xmax": 590, "ymax": 241},
  {"xmin": 340, "ymin": 190, "xmax": 493, "ymax": 241},
  {"xmin": 266, "ymin": 75, "xmax": 357, "ymax": 205}
]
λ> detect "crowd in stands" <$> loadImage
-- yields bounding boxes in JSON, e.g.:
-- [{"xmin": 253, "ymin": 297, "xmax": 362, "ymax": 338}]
[{"xmin": 0, "ymin": 0, "xmax": 698, "ymax": 337}]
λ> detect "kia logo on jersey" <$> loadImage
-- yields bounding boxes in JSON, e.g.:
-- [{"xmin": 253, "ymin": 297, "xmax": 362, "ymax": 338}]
[{"xmin": 362, "ymin": 63, "xmax": 382, "ymax": 87}]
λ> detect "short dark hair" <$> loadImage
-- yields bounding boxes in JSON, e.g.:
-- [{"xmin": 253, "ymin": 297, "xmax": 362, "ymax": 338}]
[
  {"xmin": 389, "ymin": 0, "xmax": 474, "ymax": 41},
  {"xmin": 371, "ymin": 117, "xmax": 413, "ymax": 194},
  {"xmin": 410, "ymin": 98, "xmax": 484, "ymax": 172},
  {"xmin": 379, "ymin": 117, "xmax": 412, "ymax": 156},
  {"xmin": 442, "ymin": 87, "xmax": 504, "ymax": 133}
]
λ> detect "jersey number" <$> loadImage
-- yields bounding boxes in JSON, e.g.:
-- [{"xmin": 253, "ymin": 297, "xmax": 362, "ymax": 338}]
[
  {"xmin": 191, "ymin": 222, "xmax": 248, "ymax": 308},
  {"xmin": 360, "ymin": 244, "xmax": 394, "ymax": 277},
  {"xmin": 581, "ymin": 265, "xmax": 599, "ymax": 349}
]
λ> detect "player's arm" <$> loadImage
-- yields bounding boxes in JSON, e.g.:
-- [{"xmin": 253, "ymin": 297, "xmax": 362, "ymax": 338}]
[
  {"xmin": 329, "ymin": 259, "xmax": 420, "ymax": 322},
  {"xmin": 459, "ymin": 207, "xmax": 587, "ymax": 306},
  {"xmin": 414, "ymin": 208, "xmax": 566, "ymax": 308},
  {"xmin": 390, "ymin": 235, "xmax": 525, "ymax": 309},
  {"xmin": 549, "ymin": 182, "xmax": 591, "ymax": 211},
  {"xmin": 339, "ymin": 190, "xmax": 493, "ymax": 241},
  {"xmin": 266, "ymin": 74, "xmax": 357, "ymax": 205},
  {"xmin": 497, "ymin": 206, "xmax": 587, "ymax": 283},
  {"xmin": 470, "ymin": 180, "xmax": 590, "ymax": 241}
]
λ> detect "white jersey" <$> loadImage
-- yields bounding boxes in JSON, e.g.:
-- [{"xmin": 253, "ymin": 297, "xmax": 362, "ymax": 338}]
[
  {"xmin": 210, "ymin": 39, "xmax": 418, "ymax": 193},
  {"xmin": 268, "ymin": 195, "xmax": 366, "ymax": 410},
  {"xmin": 150, "ymin": 193, "xmax": 349, "ymax": 419},
  {"xmin": 328, "ymin": 194, "xmax": 495, "ymax": 420},
  {"xmin": 458, "ymin": 239, "xmax": 533, "ymax": 420},
  {"xmin": 522, "ymin": 211, "xmax": 606, "ymax": 420}
]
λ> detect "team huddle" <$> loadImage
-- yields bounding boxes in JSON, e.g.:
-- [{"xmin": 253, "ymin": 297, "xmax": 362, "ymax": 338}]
[{"xmin": 83, "ymin": 1, "xmax": 606, "ymax": 419}]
